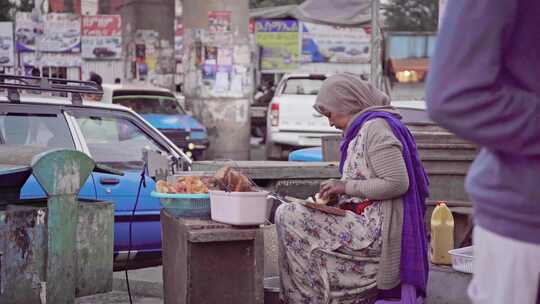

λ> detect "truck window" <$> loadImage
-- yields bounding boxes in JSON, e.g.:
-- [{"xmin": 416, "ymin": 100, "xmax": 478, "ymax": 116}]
[{"xmin": 282, "ymin": 78, "xmax": 324, "ymax": 95}]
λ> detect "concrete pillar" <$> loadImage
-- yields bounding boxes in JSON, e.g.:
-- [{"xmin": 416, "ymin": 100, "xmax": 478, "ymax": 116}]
[
  {"xmin": 119, "ymin": 0, "xmax": 175, "ymax": 89},
  {"xmin": 183, "ymin": 0, "xmax": 253, "ymax": 160}
]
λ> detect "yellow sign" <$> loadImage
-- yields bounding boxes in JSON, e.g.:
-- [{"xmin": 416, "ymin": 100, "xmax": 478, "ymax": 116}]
[{"xmin": 255, "ymin": 19, "xmax": 299, "ymax": 71}]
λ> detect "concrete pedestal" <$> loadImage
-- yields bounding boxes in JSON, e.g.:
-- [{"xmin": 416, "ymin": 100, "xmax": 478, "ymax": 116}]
[
  {"xmin": 0, "ymin": 201, "xmax": 114, "ymax": 304},
  {"xmin": 161, "ymin": 209, "xmax": 264, "ymax": 304}
]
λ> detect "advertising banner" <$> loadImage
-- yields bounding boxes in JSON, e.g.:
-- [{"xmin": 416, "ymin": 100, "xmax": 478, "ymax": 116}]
[
  {"xmin": 208, "ymin": 11, "xmax": 231, "ymax": 34},
  {"xmin": 16, "ymin": 13, "xmax": 81, "ymax": 53},
  {"xmin": 0, "ymin": 22, "xmax": 15, "ymax": 66},
  {"xmin": 301, "ymin": 22, "xmax": 370, "ymax": 64},
  {"xmin": 255, "ymin": 19, "xmax": 299, "ymax": 71},
  {"xmin": 82, "ymin": 15, "xmax": 122, "ymax": 59}
]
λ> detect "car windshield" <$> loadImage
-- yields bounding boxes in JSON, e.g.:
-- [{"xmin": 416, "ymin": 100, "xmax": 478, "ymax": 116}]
[
  {"xmin": 0, "ymin": 112, "xmax": 75, "ymax": 149},
  {"xmin": 281, "ymin": 78, "xmax": 324, "ymax": 95},
  {"xmin": 74, "ymin": 113, "xmax": 166, "ymax": 170},
  {"xmin": 113, "ymin": 96, "xmax": 186, "ymax": 115}
]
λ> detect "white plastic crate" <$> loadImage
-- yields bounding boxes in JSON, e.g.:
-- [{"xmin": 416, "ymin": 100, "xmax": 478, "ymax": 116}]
[
  {"xmin": 209, "ymin": 190, "xmax": 269, "ymax": 226},
  {"xmin": 448, "ymin": 246, "xmax": 473, "ymax": 274}
]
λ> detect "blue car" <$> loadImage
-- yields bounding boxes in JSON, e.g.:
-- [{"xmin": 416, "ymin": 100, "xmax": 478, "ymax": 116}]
[
  {"xmin": 1, "ymin": 80, "xmax": 191, "ymax": 269},
  {"xmin": 103, "ymin": 84, "xmax": 209, "ymax": 160}
]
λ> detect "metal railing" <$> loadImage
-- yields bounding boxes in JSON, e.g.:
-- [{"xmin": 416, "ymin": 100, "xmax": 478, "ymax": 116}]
[{"xmin": 0, "ymin": 74, "xmax": 103, "ymax": 105}]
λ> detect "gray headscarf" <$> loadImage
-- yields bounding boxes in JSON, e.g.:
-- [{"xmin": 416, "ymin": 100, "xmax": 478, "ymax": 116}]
[{"xmin": 314, "ymin": 73, "xmax": 396, "ymax": 117}]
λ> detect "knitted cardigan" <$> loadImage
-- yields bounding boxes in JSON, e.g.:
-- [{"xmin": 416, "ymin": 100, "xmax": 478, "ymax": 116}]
[{"xmin": 343, "ymin": 118, "xmax": 407, "ymax": 290}]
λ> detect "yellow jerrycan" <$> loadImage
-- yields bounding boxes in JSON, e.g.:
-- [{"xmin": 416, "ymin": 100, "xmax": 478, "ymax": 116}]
[{"xmin": 430, "ymin": 201, "xmax": 454, "ymax": 265}]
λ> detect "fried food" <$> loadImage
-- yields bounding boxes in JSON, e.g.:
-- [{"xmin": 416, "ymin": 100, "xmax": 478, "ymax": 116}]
[
  {"xmin": 214, "ymin": 165, "xmax": 255, "ymax": 192},
  {"xmin": 155, "ymin": 176, "xmax": 211, "ymax": 194},
  {"xmin": 156, "ymin": 180, "xmax": 177, "ymax": 194}
]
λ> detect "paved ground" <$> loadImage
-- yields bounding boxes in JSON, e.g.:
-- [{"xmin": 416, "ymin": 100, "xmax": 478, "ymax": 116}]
[
  {"xmin": 113, "ymin": 267, "xmax": 164, "ymax": 298},
  {"xmin": 77, "ymin": 291, "xmax": 162, "ymax": 304}
]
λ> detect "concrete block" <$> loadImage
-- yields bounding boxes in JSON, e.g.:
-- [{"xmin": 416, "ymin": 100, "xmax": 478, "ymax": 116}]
[
  {"xmin": 77, "ymin": 202, "xmax": 115, "ymax": 297},
  {"xmin": 161, "ymin": 210, "xmax": 264, "ymax": 304},
  {"xmin": 0, "ymin": 201, "xmax": 114, "ymax": 304}
]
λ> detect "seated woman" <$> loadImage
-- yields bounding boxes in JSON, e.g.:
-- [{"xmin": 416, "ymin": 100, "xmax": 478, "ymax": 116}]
[{"xmin": 275, "ymin": 74, "xmax": 429, "ymax": 304}]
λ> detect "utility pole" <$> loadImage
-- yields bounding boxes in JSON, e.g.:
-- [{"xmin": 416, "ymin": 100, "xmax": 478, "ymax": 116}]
[
  {"xmin": 370, "ymin": 0, "xmax": 383, "ymax": 90},
  {"xmin": 182, "ymin": 0, "xmax": 253, "ymax": 160},
  {"xmin": 31, "ymin": 0, "xmax": 47, "ymax": 76}
]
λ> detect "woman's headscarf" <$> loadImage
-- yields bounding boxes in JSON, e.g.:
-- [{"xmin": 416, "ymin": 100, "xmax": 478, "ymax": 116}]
[{"xmin": 314, "ymin": 73, "xmax": 394, "ymax": 117}]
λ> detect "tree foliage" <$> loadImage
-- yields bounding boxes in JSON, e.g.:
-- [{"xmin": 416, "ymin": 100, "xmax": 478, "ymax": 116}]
[
  {"xmin": 0, "ymin": 0, "xmax": 34, "ymax": 22},
  {"xmin": 250, "ymin": 0, "xmax": 305, "ymax": 9},
  {"xmin": 383, "ymin": 0, "xmax": 438, "ymax": 31}
]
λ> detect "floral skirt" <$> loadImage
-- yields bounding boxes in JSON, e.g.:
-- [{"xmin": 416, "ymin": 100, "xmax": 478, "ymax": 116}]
[{"xmin": 275, "ymin": 202, "xmax": 383, "ymax": 304}]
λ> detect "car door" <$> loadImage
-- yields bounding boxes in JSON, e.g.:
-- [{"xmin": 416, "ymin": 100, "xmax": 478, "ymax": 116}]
[
  {"xmin": 0, "ymin": 105, "xmax": 96, "ymax": 201},
  {"xmin": 70, "ymin": 109, "xmax": 168, "ymax": 254}
]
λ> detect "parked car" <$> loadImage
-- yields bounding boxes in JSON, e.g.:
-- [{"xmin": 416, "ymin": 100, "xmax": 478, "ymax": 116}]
[
  {"xmin": 265, "ymin": 73, "xmax": 339, "ymax": 159},
  {"xmin": 102, "ymin": 84, "xmax": 209, "ymax": 160},
  {"xmin": 288, "ymin": 100, "xmax": 432, "ymax": 161},
  {"xmin": 0, "ymin": 76, "xmax": 191, "ymax": 269},
  {"xmin": 93, "ymin": 47, "xmax": 116, "ymax": 58}
]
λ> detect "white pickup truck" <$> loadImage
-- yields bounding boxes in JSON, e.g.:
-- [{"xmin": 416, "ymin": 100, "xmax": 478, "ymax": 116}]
[{"xmin": 265, "ymin": 73, "xmax": 340, "ymax": 159}]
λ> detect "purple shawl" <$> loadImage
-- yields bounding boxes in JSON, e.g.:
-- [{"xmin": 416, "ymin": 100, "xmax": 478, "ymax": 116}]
[{"xmin": 340, "ymin": 111, "xmax": 430, "ymax": 294}]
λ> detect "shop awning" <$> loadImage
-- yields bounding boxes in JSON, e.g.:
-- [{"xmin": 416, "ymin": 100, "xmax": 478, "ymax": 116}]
[{"xmin": 250, "ymin": 0, "xmax": 372, "ymax": 27}]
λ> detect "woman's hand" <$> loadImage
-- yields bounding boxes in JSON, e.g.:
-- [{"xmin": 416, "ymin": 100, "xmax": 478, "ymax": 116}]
[{"xmin": 319, "ymin": 179, "xmax": 346, "ymax": 200}]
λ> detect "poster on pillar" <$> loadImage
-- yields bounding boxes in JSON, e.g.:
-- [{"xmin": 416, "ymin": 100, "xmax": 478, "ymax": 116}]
[
  {"xmin": 0, "ymin": 22, "xmax": 15, "ymax": 66},
  {"xmin": 255, "ymin": 19, "xmax": 299, "ymax": 71},
  {"xmin": 301, "ymin": 22, "xmax": 370, "ymax": 64},
  {"xmin": 15, "ymin": 13, "xmax": 81, "ymax": 53},
  {"xmin": 81, "ymin": 15, "xmax": 122, "ymax": 60},
  {"xmin": 175, "ymin": 17, "xmax": 183, "ymax": 62},
  {"xmin": 208, "ymin": 11, "xmax": 231, "ymax": 34}
]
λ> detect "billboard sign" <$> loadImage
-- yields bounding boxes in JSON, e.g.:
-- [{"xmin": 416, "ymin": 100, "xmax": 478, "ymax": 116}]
[
  {"xmin": 255, "ymin": 19, "xmax": 299, "ymax": 71},
  {"xmin": 82, "ymin": 15, "xmax": 122, "ymax": 59},
  {"xmin": 0, "ymin": 22, "xmax": 15, "ymax": 66},
  {"xmin": 16, "ymin": 13, "xmax": 81, "ymax": 53},
  {"xmin": 301, "ymin": 22, "xmax": 370, "ymax": 64}
]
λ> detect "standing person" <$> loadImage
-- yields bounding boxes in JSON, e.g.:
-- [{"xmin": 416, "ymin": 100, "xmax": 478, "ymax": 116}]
[
  {"xmin": 85, "ymin": 72, "xmax": 103, "ymax": 101},
  {"xmin": 275, "ymin": 74, "xmax": 429, "ymax": 304},
  {"xmin": 426, "ymin": 1, "xmax": 540, "ymax": 303}
]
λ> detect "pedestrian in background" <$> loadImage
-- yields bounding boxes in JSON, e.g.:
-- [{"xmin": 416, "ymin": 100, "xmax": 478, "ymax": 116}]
[
  {"xmin": 86, "ymin": 72, "xmax": 103, "ymax": 101},
  {"xmin": 426, "ymin": 1, "xmax": 540, "ymax": 303}
]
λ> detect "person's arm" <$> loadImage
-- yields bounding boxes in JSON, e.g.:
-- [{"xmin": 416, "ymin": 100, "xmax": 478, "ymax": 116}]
[
  {"xmin": 344, "ymin": 120, "xmax": 409, "ymax": 200},
  {"xmin": 426, "ymin": 0, "xmax": 540, "ymax": 156}
]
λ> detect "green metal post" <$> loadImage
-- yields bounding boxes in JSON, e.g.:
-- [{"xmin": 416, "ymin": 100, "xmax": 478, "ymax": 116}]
[{"xmin": 31, "ymin": 150, "xmax": 95, "ymax": 304}]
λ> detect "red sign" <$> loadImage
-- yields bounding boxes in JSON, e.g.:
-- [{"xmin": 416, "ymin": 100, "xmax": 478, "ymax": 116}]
[
  {"xmin": 208, "ymin": 11, "xmax": 231, "ymax": 34},
  {"xmin": 82, "ymin": 15, "xmax": 122, "ymax": 36}
]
